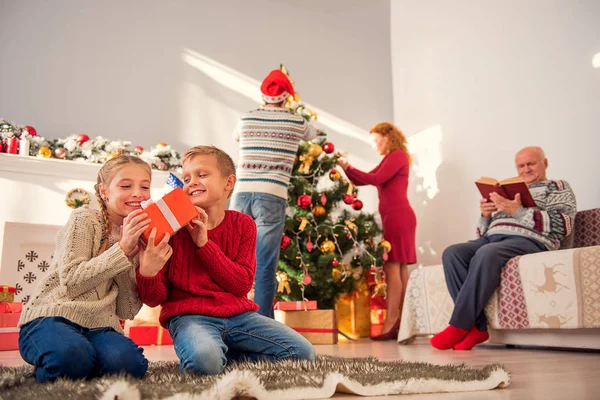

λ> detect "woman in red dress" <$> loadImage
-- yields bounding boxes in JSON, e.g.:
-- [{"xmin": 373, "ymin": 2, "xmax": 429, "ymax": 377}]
[{"xmin": 338, "ymin": 122, "xmax": 416, "ymax": 341}]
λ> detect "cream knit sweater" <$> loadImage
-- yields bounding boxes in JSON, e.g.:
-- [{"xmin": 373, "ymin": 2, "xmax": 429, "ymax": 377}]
[{"xmin": 18, "ymin": 207, "xmax": 142, "ymax": 333}]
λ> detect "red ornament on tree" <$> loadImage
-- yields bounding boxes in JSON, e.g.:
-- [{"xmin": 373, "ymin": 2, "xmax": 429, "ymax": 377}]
[
  {"xmin": 297, "ymin": 194, "xmax": 312, "ymax": 209},
  {"xmin": 332, "ymin": 259, "xmax": 339, "ymax": 267},
  {"xmin": 303, "ymin": 273, "xmax": 312, "ymax": 285},
  {"xmin": 75, "ymin": 134, "xmax": 90, "ymax": 145},
  {"xmin": 133, "ymin": 145, "xmax": 144, "ymax": 153},
  {"xmin": 24, "ymin": 126, "xmax": 37, "ymax": 136},
  {"xmin": 346, "ymin": 232, "xmax": 352, "ymax": 239},
  {"xmin": 280, "ymin": 235, "xmax": 291, "ymax": 250},
  {"xmin": 323, "ymin": 142, "xmax": 335, "ymax": 154},
  {"xmin": 306, "ymin": 240, "xmax": 313, "ymax": 252},
  {"xmin": 352, "ymin": 199, "xmax": 363, "ymax": 210},
  {"xmin": 320, "ymin": 192, "xmax": 327, "ymax": 205},
  {"xmin": 343, "ymin": 194, "xmax": 354, "ymax": 205}
]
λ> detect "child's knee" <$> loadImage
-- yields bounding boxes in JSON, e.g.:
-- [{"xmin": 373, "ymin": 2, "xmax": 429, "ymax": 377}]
[
  {"xmin": 108, "ymin": 348, "xmax": 149, "ymax": 379},
  {"xmin": 42, "ymin": 343, "xmax": 95, "ymax": 381},
  {"xmin": 181, "ymin": 344, "xmax": 226, "ymax": 375},
  {"xmin": 292, "ymin": 337, "xmax": 316, "ymax": 361}
]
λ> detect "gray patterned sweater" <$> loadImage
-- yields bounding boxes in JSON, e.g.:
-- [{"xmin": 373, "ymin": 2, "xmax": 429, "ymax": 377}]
[
  {"xmin": 477, "ymin": 180, "xmax": 577, "ymax": 250},
  {"xmin": 18, "ymin": 207, "xmax": 142, "ymax": 333}
]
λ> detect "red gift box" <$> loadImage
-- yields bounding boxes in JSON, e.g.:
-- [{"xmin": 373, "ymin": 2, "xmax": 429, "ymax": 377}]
[
  {"xmin": 128, "ymin": 325, "xmax": 173, "ymax": 346},
  {"xmin": 0, "ymin": 302, "xmax": 23, "ymax": 314},
  {"xmin": 0, "ymin": 312, "xmax": 20, "ymax": 327},
  {"xmin": 140, "ymin": 188, "xmax": 197, "ymax": 245},
  {"xmin": 274, "ymin": 300, "xmax": 317, "ymax": 311},
  {"xmin": 0, "ymin": 328, "xmax": 19, "ymax": 351},
  {"xmin": 370, "ymin": 296, "xmax": 387, "ymax": 337},
  {"xmin": 0, "ymin": 285, "xmax": 16, "ymax": 302}
]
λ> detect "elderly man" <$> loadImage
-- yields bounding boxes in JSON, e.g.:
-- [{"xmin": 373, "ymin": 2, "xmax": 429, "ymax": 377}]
[{"xmin": 431, "ymin": 146, "xmax": 577, "ymax": 350}]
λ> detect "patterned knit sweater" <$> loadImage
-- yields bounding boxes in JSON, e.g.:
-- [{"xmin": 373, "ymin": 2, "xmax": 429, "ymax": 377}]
[
  {"xmin": 477, "ymin": 180, "xmax": 577, "ymax": 250},
  {"xmin": 234, "ymin": 107, "xmax": 318, "ymax": 199},
  {"xmin": 136, "ymin": 210, "xmax": 259, "ymax": 328},
  {"xmin": 18, "ymin": 207, "xmax": 142, "ymax": 333}
]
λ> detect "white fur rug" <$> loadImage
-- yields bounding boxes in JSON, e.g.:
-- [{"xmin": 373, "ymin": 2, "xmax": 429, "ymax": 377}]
[{"xmin": 0, "ymin": 356, "xmax": 510, "ymax": 399}]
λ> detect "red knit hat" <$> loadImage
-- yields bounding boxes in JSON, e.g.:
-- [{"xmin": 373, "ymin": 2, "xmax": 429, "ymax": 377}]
[{"xmin": 260, "ymin": 69, "xmax": 295, "ymax": 104}]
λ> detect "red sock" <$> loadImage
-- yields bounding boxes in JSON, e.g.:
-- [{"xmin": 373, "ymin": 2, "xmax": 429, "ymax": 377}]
[
  {"xmin": 430, "ymin": 325, "xmax": 468, "ymax": 350},
  {"xmin": 453, "ymin": 327, "xmax": 489, "ymax": 350}
]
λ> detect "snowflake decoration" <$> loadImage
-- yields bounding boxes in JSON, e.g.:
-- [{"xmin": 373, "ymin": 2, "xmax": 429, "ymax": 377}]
[
  {"xmin": 17, "ymin": 260, "xmax": 25, "ymax": 271},
  {"xmin": 25, "ymin": 250, "xmax": 38, "ymax": 262},
  {"xmin": 24, "ymin": 272, "xmax": 36, "ymax": 283},
  {"xmin": 22, "ymin": 295, "xmax": 31, "ymax": 304},
  {"xmin": 38, "ymin": 261, "xmax": 50, "ymax": 272},
  {"xmin": 15, "ymin": 283, "xmax": 23, "ymax": 294}
]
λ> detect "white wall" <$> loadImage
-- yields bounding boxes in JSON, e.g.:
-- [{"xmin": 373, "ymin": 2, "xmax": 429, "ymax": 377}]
[
  {"xmin": 0, "ymin": 0, "xmax": 392, "ymax": 210},
  {"xmin": 392, "ymin": 0, "xmax": 600, "ymax": 266}
]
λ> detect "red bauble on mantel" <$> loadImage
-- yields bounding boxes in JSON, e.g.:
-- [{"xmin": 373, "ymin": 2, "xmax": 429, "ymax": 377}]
[
  {"xmin": 322, "ymin": 142, "xmax": 335, "ymax": 154},
  {"xmin": 133, "ymin": 145, "xmax": 144, "ymax": 153},
  {"xmin": 297, "ymin": 194, "xmax": 312, "ymax": 209},
  {"xmin": 75, "ymin": 134, "xmax": 90, "ymax": 145},
  {"xmin": 24, "ymin": 126, "xmax": 37, "ymax": 136},
  {"xmin": 343, "ymin": 194, "xmax": 354, "ymax": 205},
  {"xmin": 352, "ymin": 199, "xmax": 364, "ymax": 210}
]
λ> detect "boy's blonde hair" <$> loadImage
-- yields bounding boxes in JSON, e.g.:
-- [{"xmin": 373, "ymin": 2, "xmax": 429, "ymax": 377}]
[
  {"xmin": 94, "ymin": 155, "xmax": 152, "ymax": 252},
  {"xmin": 182, "ymin": 145, "xmax": 236, "ymax": 177},
  {"xmin": 182, "ymin": 145, "xmax": 236, "ymax": 198}
]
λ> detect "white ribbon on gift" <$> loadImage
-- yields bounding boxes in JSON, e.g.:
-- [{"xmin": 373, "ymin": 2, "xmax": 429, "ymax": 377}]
[{"xmin": 141, "ymin": 198, "xmax": 181, "ymax": 232}]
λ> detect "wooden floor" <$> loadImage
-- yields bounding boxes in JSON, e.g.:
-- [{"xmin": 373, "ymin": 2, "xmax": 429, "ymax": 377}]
[{"xmin": 1, "ymin": 337, "xmax": 599, "ymax": 399}]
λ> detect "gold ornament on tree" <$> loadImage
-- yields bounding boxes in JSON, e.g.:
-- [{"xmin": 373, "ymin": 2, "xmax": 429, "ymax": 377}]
[
  {"xmin": 320, "ymin": 240, "xmax": 335, "ymax": 253},
  {"xmin": 307, "ymin": 143, "xmax": 323, "ymax": 158},
  {"xmin": 332, "ymin": 267, "xmax": 343, "ymax": 282},
  {"xmin": 312, "ymin": 205, "xmax": 325, "ymax": 217},
  {"xmin": 298, "ymin": 217, "xmax": 310, "ymax": 232},
  {"xmin": 298, "ymin": 154, "xmax": 314, "ymax": 174},
  {"xmin": 379, "ymin": 240, "xmax": 392, "ymax": 253},
  {"xmin": 276, "ymin": 271, "xmax": 291, "ymax": 294}
]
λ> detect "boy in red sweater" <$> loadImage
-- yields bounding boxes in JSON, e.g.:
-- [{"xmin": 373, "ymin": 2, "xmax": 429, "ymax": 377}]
[{"xmin": 137, "ymin": 145, "xmax": 315, "ymax": 375}]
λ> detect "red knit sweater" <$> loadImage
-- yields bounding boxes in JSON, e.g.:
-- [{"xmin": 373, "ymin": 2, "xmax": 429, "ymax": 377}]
[{"xmin": 136, "ymin": 210, "xmax": 259, "ymax": 327}]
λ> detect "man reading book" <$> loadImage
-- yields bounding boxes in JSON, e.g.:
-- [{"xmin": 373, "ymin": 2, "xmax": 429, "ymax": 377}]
[{"xmin": 431, "ymin": 146, "xmax": 577, "ymax": 351}]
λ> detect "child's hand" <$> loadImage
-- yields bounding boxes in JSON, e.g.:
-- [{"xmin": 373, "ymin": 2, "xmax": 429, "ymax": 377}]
[
  {"xmin": 119, "ymin": 209, "xmax": 151, "ymax": 255},
  {"xmin": 138, "ymin": 228, "xmax": 172, "ymax": 277},
  {"xmin": 186, "ymin": 206, "xmax": 208, "ymax": 248}
]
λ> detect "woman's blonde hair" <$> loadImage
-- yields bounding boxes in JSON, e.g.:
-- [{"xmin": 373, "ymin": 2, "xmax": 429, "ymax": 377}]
[
  {"xmin": 94, "ymin": 155, "xmax": 152, "ymax": 252},
  {"xmin": 370, "ymin": 122, "xmax": 411, "ymax": 164}
]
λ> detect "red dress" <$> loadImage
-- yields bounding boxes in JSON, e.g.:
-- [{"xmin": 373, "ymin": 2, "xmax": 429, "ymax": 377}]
[{"xmin": 345, "ymin": 150, "xmax": 417, "ymax": 264}]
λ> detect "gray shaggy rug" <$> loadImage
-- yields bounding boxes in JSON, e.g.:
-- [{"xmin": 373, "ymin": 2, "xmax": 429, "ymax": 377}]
[{"xmin": 0, "ymin": 356, "xmax": 509, "ymax": 400}]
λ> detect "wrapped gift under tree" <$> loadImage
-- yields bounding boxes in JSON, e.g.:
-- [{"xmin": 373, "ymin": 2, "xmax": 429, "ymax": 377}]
[
  {"xmin": 274, "ymin": 309, "xmax": 338, "ymax": 345},
  {"xmin": 336, "ymin": 280, "xmax": 371, "ymax": 340}
]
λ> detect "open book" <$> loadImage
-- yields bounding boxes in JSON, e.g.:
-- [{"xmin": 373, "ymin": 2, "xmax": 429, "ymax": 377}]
[{"xmin": 475, "ymin": 176, "xmax": 536, "ymax": 208}]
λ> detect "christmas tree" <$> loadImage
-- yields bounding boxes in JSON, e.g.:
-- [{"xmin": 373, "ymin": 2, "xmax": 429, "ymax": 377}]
[{"xmin": 275, "ymin": 67, "xmax": 390, "ymax": 310}]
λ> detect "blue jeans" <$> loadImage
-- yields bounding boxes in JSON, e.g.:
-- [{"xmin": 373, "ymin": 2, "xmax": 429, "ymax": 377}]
[
  {"xmin": 167, "ymin": 312, "xmax": 316, "ymax": 375},
  {"xmin": 19, "ymin": 317, "xmax": 148, "ymax": 382},
  {"xmin": 231, "ymin": 192, "xmax": 287, "ymax": 318},
  {"xmin": 442, "ymin": 234, "xmax": 546, "ymax": 331}
]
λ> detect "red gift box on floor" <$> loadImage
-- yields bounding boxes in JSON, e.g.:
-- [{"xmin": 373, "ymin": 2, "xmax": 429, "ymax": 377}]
[
  {"xmin": 128, "ymin": 325, "xmax": 173, "ymax": 346},
  {"xmin": 274, "ymin": 300, "xmax": 318, "ymax": 311},
  {"xmin": 0, "ymin": 285, "xmax": 16, "ymax": 302},
  {"xmin": 0, "ymin": 328, "xmax": 19, "ymax": 351},
  {"xmin": 140, "ymin": 187, "xmax": 197, "ymax": 245},
  {"xmin": 0, "ymin": 302, "xmax": 22, "ymax": 313},
  {"xmin": 0, "ymin": 312, "xmax": 21, "ymax": 328}
]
